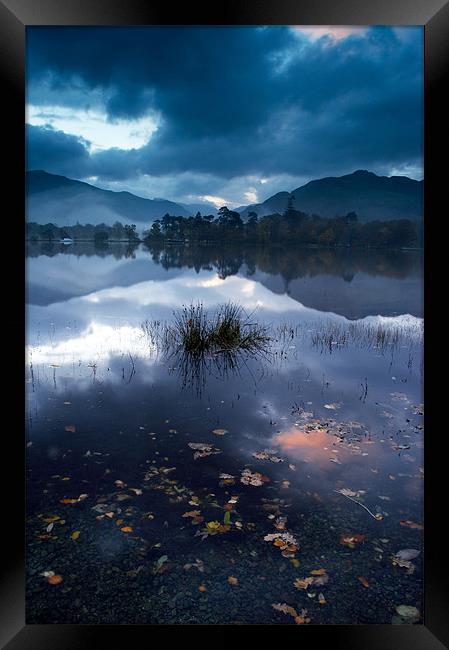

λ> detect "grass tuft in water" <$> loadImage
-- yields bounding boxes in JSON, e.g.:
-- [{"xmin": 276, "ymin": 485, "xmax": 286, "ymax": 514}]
[{"xmin": 168, "ymin": 302, "xmax": 270, "ymax": 356}]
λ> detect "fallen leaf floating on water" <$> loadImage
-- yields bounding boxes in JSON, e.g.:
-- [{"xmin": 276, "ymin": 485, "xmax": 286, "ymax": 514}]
[
  {"xmin": 116, "ymin": 494, "xmax": 132, "ymax": 502},
  {"xmin": 212, "ymin": 428, "xmax": 228, "ymax": 436},
  {"xmin": 318, "ymin": 593, "xmax": 327, "ymax": 605},
  {"xmin": 274, "ymin": 516, "xmax": 287, "ymax": 531},
  {"xmin": 395, "ymin": 548, "xmax": 421, "ymax": 561},
  {"xmin": 391, "ymin": 549, "xmax": 420, "ymax": 574},
  {"xmin": 196, "ymin": 520, "xmax": 231, "ymax": 539},
  {"xmin": 324, "ymin": 403, "xmax": 340, "ymax": 410},
  {"xmin": 340, "ymin": 533, "xmax": 366, "ymax": 548},
  {"xmin": 47, "ymin": 574, "xmax": 63, "ymax": 585},
  {"xmin": 252, "ymin": 449, "xmax": 284, "ymax": 463},
  {"xmin": 198, "ymin": 584, "xmax": 207, "ymax": 593},
  {"xmin": 227, "ymin": 576, "xmax": 239, "ymax": 585},
  {"xmin": 395, "ymin": 605, "xmax": 420, "ymax": 623},
  {"xmin": 294, "ymin": 577, "xmax": 314, "ymax": 590},
  {"xmin": 129, "ymin": 488, "xmax": 142, "ymax": 495},
  {"xmin": 240, "ymin": 469, "xmax": 270, "ymax": 486},
  {"xmin": 42, "ymin": 515, "xmax": 60, "ymax": 524},
  {"xmin": 188, "ymin": 443, "xmax": 222, "ymax": 460},
  {"xmin": 310, "ymin": 568, "xmax": 327, "ymax": 576},
  {"xmin": 115, "ymin": 480, "xmax": 126, "ymax": 488},
  {"xmin": 358, "ymin": 576, "xmax": 370, "ymax": 588},
  {"xmin": 60, "ymin": 499, "xmax": 78, "ymax": 505},
  {"xmin": 120, "ymin": 526, "xmax": 133, "ymax": 533},
  {"xmin": 64, "ymin": 425, "xmax": 76, "ymax": 433},
  {"xmin": 264, "ymin": 531, "xmax": 299, "ymax": 557},
  {"xmin": 400, "ymin": 520, "xmax": 424, "ymax": 530},
  {"xmin": 182, "ymin": 510, "xmax": 202, "ymax": 518},
  {"xmin": 272, "ymin": 603, "xmax": 311, "ymax": 625},
  {"xmin": 337, "ymin": 488, "xmax": 361, "ymax": 498}
]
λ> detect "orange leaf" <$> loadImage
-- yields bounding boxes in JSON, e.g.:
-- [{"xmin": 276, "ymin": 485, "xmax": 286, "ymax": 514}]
[
  {"xmin": 227, "ymin": 576, "xmax": 239, "ymax": 585},
  {"xmin": 198, "ymin": 584, "xmax": 207, "ymax": 592},
  {"xmin": 47, "ymin": 574, "xmax": 63, "ymax": 585},
  {"xmin": 60, "ymin": 498, "xmax": 77, "ymax": 504},
  {"xmin": 272, "ymin": 603, "xmax": 298, "ymax": 618},
  {"xmin": 358, "ymin": 576, "xmax": 370, "ymax": 588},
  {"xmin": 400, "ymin": 520, "xmax": 424, "ymax": 530},
  {"xmin": 120, "ymin": 526, "xmax": 133, "ymax": 533}
]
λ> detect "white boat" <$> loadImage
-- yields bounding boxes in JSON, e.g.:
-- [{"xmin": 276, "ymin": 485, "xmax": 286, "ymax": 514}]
[{"xmin": 60, "ymin": 238, "xmax": 74, "ymax": 245}]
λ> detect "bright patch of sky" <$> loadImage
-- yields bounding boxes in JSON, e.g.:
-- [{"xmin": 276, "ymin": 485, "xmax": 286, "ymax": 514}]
[
  {"xmin": 27, "ymin": 105, "xmax": 159, "ymax": 152},
  {"xmin": 291, "ymin": 26, "xmax": 368, "ymax": 43}
]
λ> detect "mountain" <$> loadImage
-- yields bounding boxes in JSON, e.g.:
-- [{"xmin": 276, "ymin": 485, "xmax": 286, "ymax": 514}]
[
  {"xmin": 179, "ymin": 202, "xmax": 218, "ymax": 217},
  {"xmin": 26, "ymin": 170, "xmax": 192, "ymax": 226},
  {"xmin": 238, "ymin": 170, "xmax": 423, "ymax": 222}
]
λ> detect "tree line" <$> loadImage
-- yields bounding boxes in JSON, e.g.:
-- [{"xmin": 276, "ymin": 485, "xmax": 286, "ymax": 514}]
[
  {"xmin": 144, "ymin": 203, "xmax": 421, "ymax": 248},
  {"xmin": 26, "ymin": 201, "xmax": 422, "ymax": 249},
  {"xmin": 26, "ymin": 221, "xmax": 139, "ymax": 244}
]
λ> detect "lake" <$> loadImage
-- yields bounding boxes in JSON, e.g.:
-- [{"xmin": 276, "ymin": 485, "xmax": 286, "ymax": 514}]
[{"xmin": 26, "ymin": 242, "xmax": 424, "ymax": 625}]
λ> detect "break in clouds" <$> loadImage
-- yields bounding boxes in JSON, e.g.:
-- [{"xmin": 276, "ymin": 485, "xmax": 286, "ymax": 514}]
[{"xmin": 26, "ymin": 26, "xmax": 423, "ymax": 208}]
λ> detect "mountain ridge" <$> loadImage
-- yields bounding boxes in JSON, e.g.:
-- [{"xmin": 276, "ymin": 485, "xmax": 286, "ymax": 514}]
[
  {"xmin": 26, "ymin": 169, "xmax": 423, "ymax": 226},
  {"xmin": 237, "ymin": 170, "xmax": 423, "ymax": 222}
]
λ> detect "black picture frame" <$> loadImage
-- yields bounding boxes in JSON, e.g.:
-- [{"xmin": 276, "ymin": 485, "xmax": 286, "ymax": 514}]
[{"xmin": 2, "ymin": 0, "xmax": 448, "ymax": 647}]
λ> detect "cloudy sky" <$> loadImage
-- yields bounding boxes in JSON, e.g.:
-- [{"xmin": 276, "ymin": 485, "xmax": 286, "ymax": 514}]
[{"xmin": 26, "ymin": 26, "xmax": 423, "ymax": 208}]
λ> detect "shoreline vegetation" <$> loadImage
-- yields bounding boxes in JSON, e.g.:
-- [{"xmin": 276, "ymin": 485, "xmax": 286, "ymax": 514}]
[
  {"xmin": 143, "ymin": 304, "xmax": 422, "ymax": 358},
  {"xmin": 25, "ymin": 201, "xmax": 423, "ymax": 249}
]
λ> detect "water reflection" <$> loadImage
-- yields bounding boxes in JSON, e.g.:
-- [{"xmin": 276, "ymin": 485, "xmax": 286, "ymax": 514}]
[
  {"xmin": 27, "ymin": 242, "xmax": 423, "ymax": 318},
  {"xmin": 25, "ymin": 245, "xmax": 423, "ymax": 625}
]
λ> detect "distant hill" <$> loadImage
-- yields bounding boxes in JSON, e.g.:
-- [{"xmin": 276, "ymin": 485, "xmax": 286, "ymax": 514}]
[
  {"xmin": 238, "ymin": 170, "xmax": 423, "ymax": 222},
  {"xmin": 178, "ymin": 202, "xmax": 218, "ymax": 217},
  {"xmin": 26, "ymin": 170, "xmax": 192, "ymax": 226}
]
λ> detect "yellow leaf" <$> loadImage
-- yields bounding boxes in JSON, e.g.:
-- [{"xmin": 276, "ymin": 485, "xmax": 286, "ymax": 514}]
[
  {"xmin": 310, "ymin": 568, "xmax": 327, "ymax": 576},
  {"xmin": 43, "ymin": 516, "xmax": 60, "ymax": 523},
  {"xmin": 71, "ymin": 531, "xmax": 80, "ymax": 540}
]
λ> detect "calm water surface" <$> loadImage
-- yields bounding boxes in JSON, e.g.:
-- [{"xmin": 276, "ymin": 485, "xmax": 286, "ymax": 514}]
[{"xmin": 26, "ymin": 243, "xmax": 423, "ymax": 625}]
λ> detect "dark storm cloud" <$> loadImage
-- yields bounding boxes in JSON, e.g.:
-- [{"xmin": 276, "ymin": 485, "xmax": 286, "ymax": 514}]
[
  {"xmin": 26, "ymin": 124, "xmax": 92, "ymax": 177},
  {"xmin": 26, "ymin": 26, "xmax": 423, "ymax": 193}
]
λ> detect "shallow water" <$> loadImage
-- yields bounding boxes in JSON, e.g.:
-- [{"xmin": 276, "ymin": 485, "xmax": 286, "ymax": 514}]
[{"xmin": 26, "ymin": 243, "xmax": 423, "ymax": 625}]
